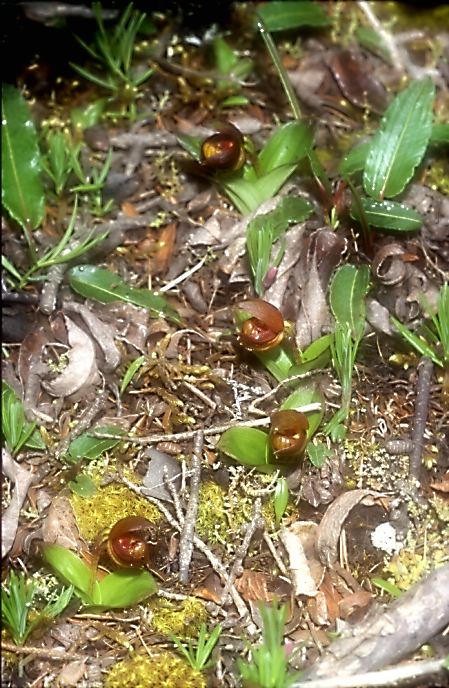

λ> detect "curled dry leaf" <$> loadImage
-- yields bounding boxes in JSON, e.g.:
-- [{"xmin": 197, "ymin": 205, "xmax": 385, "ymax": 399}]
[
  {"xmin": 43, "ymin": 495, "xmax": 83, "ymax": 550},
  {"xmin": 63, "ymin": 301, "xmax": 121, "ymax": 372},
  {"xmin": 235, "ymin": 570, "xmax": 273, "ymax": 603},
  {"xmin": 2, "ymin": 447, "xmax": 36, "ymax": 558},
  {"xmin": 316, "ymin": 489, "xmax": 375, "ymax": 567},
  {"xmin": 329, "ymin": 49, "xmax": 388, "ymax": 114},
  {"xmin": 279, "ymin": 522, "xmax": 325, "ymax": 597},
  {"xmin": 41, "ymin": 316, "xmax": 100, "ymax": 398},
  {"xmin": 339, "ymin": 589, "xmax": 373, "ymax": 621},
  {"xmin": 372, "ymin": 243, "xmax": 407, "ymax": 286}
]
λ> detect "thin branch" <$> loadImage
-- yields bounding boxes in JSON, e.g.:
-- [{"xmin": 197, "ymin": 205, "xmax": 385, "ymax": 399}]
[
  {"xmin": 409, "ymin": 356, "xmax": 434, "ymax": 484},
  {"xmin": 221, "ymin": 498, "xmax": 265, "ymax": 605},
  {"xmin": 178, "ymin": 430, "xmax": 203, "ymax": 584}
]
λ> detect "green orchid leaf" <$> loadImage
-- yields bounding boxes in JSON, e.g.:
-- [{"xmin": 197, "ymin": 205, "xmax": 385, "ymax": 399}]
[
  {"xmin": 307, "ymin": 148, "xmax": 332, "ymax": 209},
  {"xmin": 351, "ymin": 199, "xmax": 423, "ymax": 231},
  {"xmin": 177, "ymin": 133, "xmax": 203, "ymax": 163},
  {"xmin": 257, "ymin": 1, "xmax": 331, "ymax": 31},
  {"xmin": 213, "ymin": 36, "xmax": 239, "ymax": 86},
  {"xmin": 289, "ymin": 335, "xmax": 332, "ymax": 377},
  {"xmin": 429, "ymin": 123, "xmax": 449, "ymax": 144},
  {"xmin": 256, "ymin": 345, "xmax": 296, "ymax": 382},
  {"xmin": 356, "ymin": 27, "xmax": 390, "ymax": 62},
  {"xmin": 41, "ymin": 543, "xmax": 99, "ymax": 605},
  {"xmin": 307, "ymin": 441, "xmax": 333, "ymax": 468},
  {"xmin": 339, "ymin": 142, "xmax": 370, "ymax": 177},
  {"xmin": 120, "ymin": 355, "xmax": 145, "ymax": 395},
  {"xmin": 281, "ymin": 382, "xmax": 324, "ymax": 436},
  {"xmin": 330, "ymin": 264, "xmax": 370, "ymax": 340},
  {"xmin": 391, "ymin": 317, "xmax": 443, "ymax": 367},
  {"xmin": 68, "ymin": 474, "xmax": 98, "ymax": 498},
  {"xmin": 96, "ymin": 568, "xmax": 158, "ymax": 609},
  {"xmin": 69, "ymin": 265, "xmax": 181, "ymax": 325},
  {"xmin": 217, "ymin": 427, "xmax": 271, "ymax": 467},
  {"xmin": 257, "ymin": 121, "xmax": 314, "ymax": 176},
  {"xmin": 219, "ymin": 95, "xmax": 250, "ymax": 109},
  {"xmin": 371, "ymin": 578, "xmax": 402, "ymax": 597},
  {"xmin": 363, "ymin": 78, "xmax": 435, "ymax": 200},
  {"xmin": 269, "ymin": 197, "xmax": 314, "ymax": 240},
  {"xmin": 274, "ymin": 478, "xmax": 289, "ymax": 527},
  {"xmin": 220, "ymin": 164, "xmax": 298, "ymax": 215},
  {"xmin": 67, "ymin": 425, "xmax": 128, "ymax": 462},
  {"xmin": 2, "ymin": 84, "xmax": 45, "ymax": 234}
]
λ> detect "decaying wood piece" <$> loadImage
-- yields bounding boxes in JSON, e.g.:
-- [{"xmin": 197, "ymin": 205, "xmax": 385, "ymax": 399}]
[
  {"xmin": 178, "ymin": 429, "xmax": 203, "ymax": 585},
  {"xmin": 298, "ymin": 563, "xmax": 449, "ymax": 682}
]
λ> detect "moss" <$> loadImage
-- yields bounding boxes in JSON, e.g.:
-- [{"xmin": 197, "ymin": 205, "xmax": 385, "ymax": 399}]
[
  {"xmin": 427, "ymin": 160, "xmax": 449, "ymax": 196},
  {"xmin": 196, "ymin": 479, "xmax": 249, "ymax": 544},
  {"xmin": 151, "ymin": 597, "xmax": 207, "ymax": 639},
  {"xmin": 69, "ymin": 482, "xmax": 161, "ymax": 542},
  {"xmin": 104, "ymin": 651, "xmax": 206, "ymax": 688}
]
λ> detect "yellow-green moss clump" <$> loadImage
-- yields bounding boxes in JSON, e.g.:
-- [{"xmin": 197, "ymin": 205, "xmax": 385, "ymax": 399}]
[
  {"xmin": 69, "ymin": 483, "xmax": 161, "ymax": 541},
  {"xmin": 196, "ymin": 480, "xmax": 247, "ymax": 543},
  {"xmin": 104, "ymin": 652, "xmax": 206, "ymax": 688},
  {"xmin": 151, "ymin": 596, "xmax": 207, "ymax": 638}
]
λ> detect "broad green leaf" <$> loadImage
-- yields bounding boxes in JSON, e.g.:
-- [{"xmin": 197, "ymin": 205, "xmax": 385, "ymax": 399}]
[
  {"xmin": 281, "ymin": 382, "xmax": 324, "ymax": 436},
  {"xmin": 274, "ymin": 478, "xmax": 289, "ymax": 527},
  {"xmin": 339, "ymin": 142, "xmax": 370, "ymax": 177},
  {"xmin": 363, "ymin": 78, "xmax": 435, "ymax": 199},
  {"xmin": 301, "ymin": 334, "xmax": 333, "ymax": 363},
  {"xmin": 67, "ymin": 425, "xmax": 128, "ymax": 462},
  {"xmin": 330, "ymin": 265, "xmax": 370, "ymax": 340},
  {"xmin": 430, "ymin": 123, "xmax": 449, "ymax": 144},
  {"xmin": 96, "ymin": 568, "xmax": 158, "ymax": 609},
  {"xmin": 217, "ymin": 427, "xmax": 271, "ymax": 467},
  {"xmin": 41, "ymin": 544, "xmax": 99, "ymax": 604},
  {"xmin": 213, "ymin": 37, "xmax": 239, "ymax": 89},
  {"xmin": 356, "ymin": 27, "xmax": 390, "ymax": 62},
  {"xmin": 351, "ymin": 199, "xmax": 423, "ymax": 231},
  {"xmin": 68, "ymin": 473, "xmax": 97, "ymax": 498},
  {"xmin": 1, "ymin": 84, "xmax": 45, "ymax": 232},
  {"xmin": 257, "ymin": 121, "xmax": 314, "ymax": 176},
  {"xmin": 269, "ymin": 197, "xmax": 313, "ymax": 240},
  {"xmin": 177, "ymin": 133, "xmax": 203, "ymax": 163},
  {"xmin": 69, "ymin": 265, "xmax": 181, "ymax": 325},
  {"xmin": 221, "ymin": 165, "xmax": 298, "ymax": 214},
  {"xmin": 307, "ymin": 441, "xmax": 333, "ymax": 468},
  {"xmin": 257, "ymin": 1, "xmax": 331, "ymax": 31},
  {"xmin": 219, "ymin": 95, "xmax": 250, "ymax": 109}
]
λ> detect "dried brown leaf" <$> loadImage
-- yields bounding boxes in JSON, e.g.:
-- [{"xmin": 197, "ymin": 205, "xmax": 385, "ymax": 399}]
[
  {"xmin": 279, "ymin": 522, "xmax": 325, "ymax": 597},
  {"xmin": 235, "ymin": 570, "xmax": 274, "ymax": 602}
]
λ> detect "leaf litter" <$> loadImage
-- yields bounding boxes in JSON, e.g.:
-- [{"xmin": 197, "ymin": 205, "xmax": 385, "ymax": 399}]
[{"xmin": 1, "ymin": 3, "xmax": 449, "ymax": 688}]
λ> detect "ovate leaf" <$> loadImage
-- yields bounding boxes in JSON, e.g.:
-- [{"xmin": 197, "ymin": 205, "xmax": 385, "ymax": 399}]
[
  {"xmin": 41, "ymin": 544, "xmax": 99, "ymax": 605},
  {"xmin": 257, "ymin": 1, "xmax": 331, "ymax": 31},
  {"xmin": 281, "ymin": 382, "xmax": 324, "ymax": 437},
  {"xmin": 69, "ymin": 265, "xmax": 181, "ymax": 325},
  {"xmin": 330, "ymin": 264, "xmax": 370, "ymax": 340},
  {"xmin": 95, "ymin": 568, "xmax": 157, "ymax": 610},
  {"xmin": 339, "ymin": 142, "xmax": 370, "ymax": 177},
  {"xmin": 217, "ymin": 427, "xmax": 271, "ymax": 467},
  {"xmin": 363, "ymin": 78, "xmax": 435, "ymax": 199},
  {"xmin": 351, "ymin": 199, "xmax": 423, "ymax": 231},
  {"xmin": 1, "ymin": 84, "xmax": 45, "ymax": 232},
  {"xmin": 67, "ymin": 425, "xmax": 127, "ymax": 462},
  {"xmin": 274, "ymin": 478, "xmax": 289, "ymax": 527}
]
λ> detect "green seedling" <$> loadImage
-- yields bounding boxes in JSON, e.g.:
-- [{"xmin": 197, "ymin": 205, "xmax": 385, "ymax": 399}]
[
  {"xmin": 41, "ymin": 130, "xmax": 77, "ymax": 197},
  {"xmin": 246, "ymin": 196, "xmax": 313, "ymax": 296},
  {"xmin": 392, "ymin": 283, "xmax": 449, "ymax": 369},
  {"xmin": 70, "ymin": 146, "xmax": 115, "ymax": 216},
  {"xmin": 371, "ymin": 578, "xmax": 403, "ymax": 598},
  {"xmin": 392, "ymin": 282, "xmax": 449, "ymax": 397},
  {"xmin": 68, "ymin": 473, "xmax": 98, "ymax": 498},
  {"xmin": 237, "ymin": 597, "xmax": 304, "ymax": 688},
  {"xmin": 120, "ymin": 355, "xmax": 146, "ymax": 396},
  {"xmin": 212, "ymin": 36, "xmax": 253, "ymax": 110},
  {"xmin": 324, "ymin": 264, "xmax": 370, "ymax": 439},
  {"xmin": 169, "ymin": 622, "xmax": 221, "ymax": 671},
  {"xmin": 1, "ymin": 570, "xmax": 73, "ymax": 646},
  {"xmin": 2, "ymin": 381, "xmax": 46, "ymax": 454},
  {"xmin": 2, "ymin": 197, "xmax": 109, "ymax": 290},
  {"xmin": 69, "ymin": 264, "xmax": 181, "ymax": 325},
  {"xmin": 42, "ymin": 543, "xmax": 158, "ymax": 613},
  {"xmin": 70, "ymin": 2, "xmax": 154, "ymax": 120}
]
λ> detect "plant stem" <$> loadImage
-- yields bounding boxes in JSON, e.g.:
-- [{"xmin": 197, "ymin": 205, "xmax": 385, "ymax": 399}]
[{"xmin": 256, "ymin": 15, "xmax": 302, "ymax": 120}]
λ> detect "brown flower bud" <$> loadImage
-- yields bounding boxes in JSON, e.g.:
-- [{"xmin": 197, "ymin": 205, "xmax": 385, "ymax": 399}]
[{"xmin": 269, "ymin": 410, "xmax": 309, "ymax": 464}]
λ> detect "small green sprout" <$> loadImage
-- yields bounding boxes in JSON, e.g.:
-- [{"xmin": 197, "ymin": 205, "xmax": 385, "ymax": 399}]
[
  {"xmin": 1, "ymin": 570, "xmax": 73, "ymax": 646},
  {"xmin": 169, "ymin": 622, "xmax": 222, "ymax": 671},
  {"xmin": 2, "ymin": 381, "xmax": 46, "ymax": 454},
  {"xmin": 70, "ymin": 2, "xmax": 154, "ymax": 120},
  {"xmin": 237, "ymin": 598, "xmax": 303, "ymax": 688}
]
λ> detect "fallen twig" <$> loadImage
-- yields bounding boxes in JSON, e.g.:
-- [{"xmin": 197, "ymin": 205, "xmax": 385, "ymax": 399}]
[
  {"xmin": 409, "ymin": 356, "xmax": 434, "ymax": 483},
  {"xmin": 179, "ymin": 430, "xmax": 203, "ymax": 584}
]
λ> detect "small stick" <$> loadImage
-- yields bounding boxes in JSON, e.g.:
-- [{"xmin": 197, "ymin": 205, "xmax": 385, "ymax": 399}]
[
  {"xmin": 178, "ymin": 430, "xmax": 203, "ymax": 584},
  {"xmin": 409, "ymin": 356, "xmax": 434, "ymax": 484},
  {"xmin": 263, "ymin": 531, "xmax": 288, "ymax": 576},
  {"xmin": 221, "ymin": 499, "xmax": 265, "ymax": 605},
  {"xmin": 0, "ymin": 642, "xmax": 83, "ymax": 661}
]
